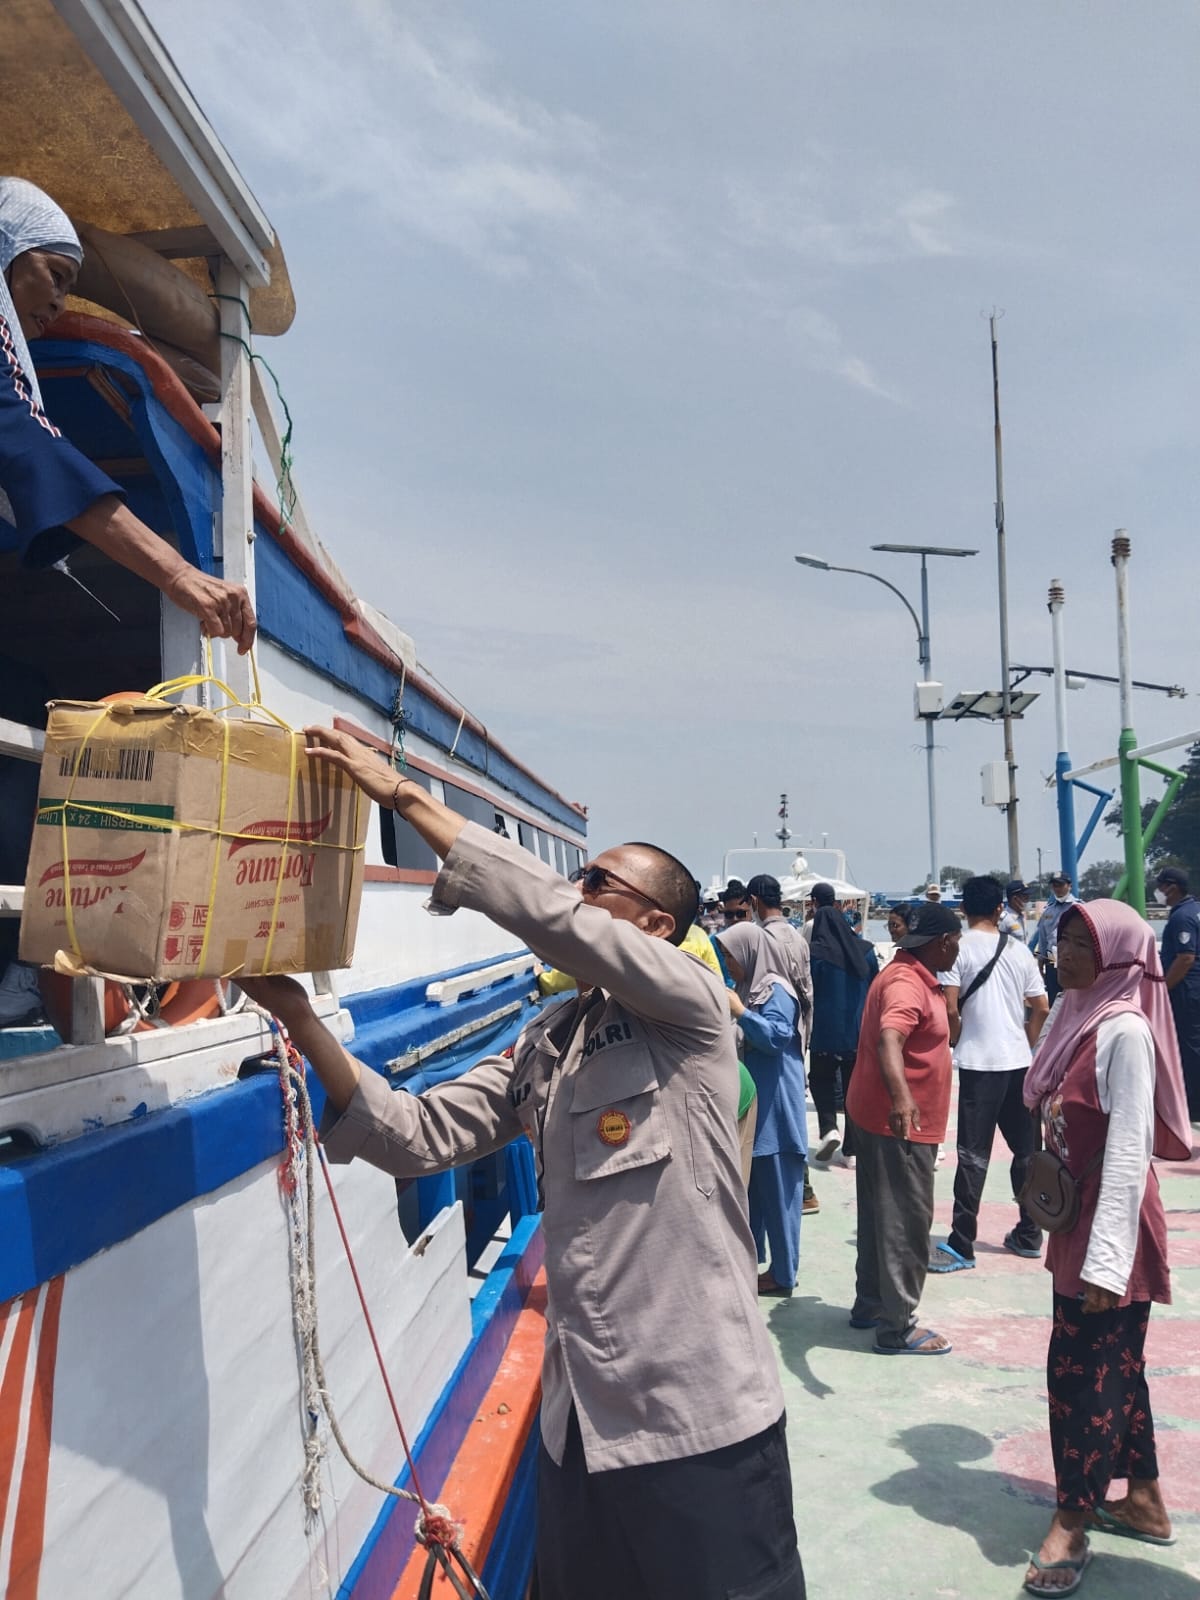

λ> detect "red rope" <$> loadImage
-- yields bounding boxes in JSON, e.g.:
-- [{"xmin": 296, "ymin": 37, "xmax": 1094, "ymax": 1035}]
[{"xmin": 313, "ymin": 1133, "xmax": 439, "ymax": 1527}]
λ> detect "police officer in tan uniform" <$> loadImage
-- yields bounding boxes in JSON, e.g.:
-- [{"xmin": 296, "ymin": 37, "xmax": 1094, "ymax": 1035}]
[{"xmin": 243, "ymin": 726, "xmax": 805, "ymax": 1600}]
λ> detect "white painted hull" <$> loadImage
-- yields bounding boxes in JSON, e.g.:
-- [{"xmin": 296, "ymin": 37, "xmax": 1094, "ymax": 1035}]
[{"xmin": 3, "ymin": 1152, "xmax": 471, "ymax": 1599}]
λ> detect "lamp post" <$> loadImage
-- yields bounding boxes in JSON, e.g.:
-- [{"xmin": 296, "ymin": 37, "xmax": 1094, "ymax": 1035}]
[{"xmin": 795, "ymin": 544, "xmax": 976, "ymax": 888}]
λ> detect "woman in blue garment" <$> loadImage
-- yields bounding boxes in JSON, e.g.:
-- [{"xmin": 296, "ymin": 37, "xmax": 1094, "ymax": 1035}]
[
  {"xmin": 715, "ymin": 921, "xmax": 808, "ymax": 1297},
  {"xmin": 807, "ymin": 884, "xmax": 879, "ymax": 1167},
  {"xmin": 0, "ymin": 176, "xmax": 254, "ymax": 645}
]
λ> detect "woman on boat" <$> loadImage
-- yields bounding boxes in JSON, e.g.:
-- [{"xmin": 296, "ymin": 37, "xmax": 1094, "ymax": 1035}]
[
  {"xmin": 714, "ymin": 921, "xmax": 808, "ymax": 1296},
  {"xmin": 808, "ymin": 887, "xmax": 879, "ymax": 1166},
  {"xmin": 0, "ymin": 175, "xmax": 254, "ymax": 648},
  {"xmin": 1021, "ymin": 900, "xmax": 1191, "ymax": 1596}
]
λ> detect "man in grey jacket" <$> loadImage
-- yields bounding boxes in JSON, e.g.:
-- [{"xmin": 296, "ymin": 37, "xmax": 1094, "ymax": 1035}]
[{"xmin": 244, "ymin": 726, "xmax": 804, "ymax": 1600}]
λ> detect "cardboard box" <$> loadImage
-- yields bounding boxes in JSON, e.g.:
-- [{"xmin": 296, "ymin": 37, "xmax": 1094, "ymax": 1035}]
[{"xmin": 20, "ymin": 698, "xmax": 369, "ymax": 980}]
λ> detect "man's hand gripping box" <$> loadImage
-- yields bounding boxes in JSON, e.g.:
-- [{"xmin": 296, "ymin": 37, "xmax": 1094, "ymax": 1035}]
[{"xmin": 19, "ymin": 698, "xmax": 368, "ymax": 980}]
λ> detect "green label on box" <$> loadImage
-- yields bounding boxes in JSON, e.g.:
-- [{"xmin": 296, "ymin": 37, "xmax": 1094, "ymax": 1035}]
[{"xmin": 36, "ymin": 799, "xmax": 176, "ymax": 834}]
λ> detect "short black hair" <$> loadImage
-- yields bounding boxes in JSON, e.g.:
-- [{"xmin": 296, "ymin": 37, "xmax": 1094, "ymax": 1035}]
[
  {"xmin": 720, "ymin": 878, "xmax": 748, "ymax": 904},
  {"xmin": 961, "ymin": 875, "xmax": 1003, "ymax": 920},
  {"xmin": 746, "ymin": 873, "xmax": 782, "ymax": 908},
  {"xmin": 627, "ymin": 842, "xmax": 700, "ymax": 946}
]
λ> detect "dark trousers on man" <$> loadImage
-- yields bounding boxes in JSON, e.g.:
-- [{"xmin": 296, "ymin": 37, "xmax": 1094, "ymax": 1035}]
[
  {"xmin": 1170, "ymin": 990, "xmax": 1200, "ymax": 1121},
  {"xmin": 535, "ymin": 1407, "xmax": 806, "ymax": 1599},
  {"xmin": 1043, "ymin": 961, "xmax": 1061, "ymax": 1006},
  {"xmin": 850, "ymin": 1121, "xmax": 936, "ymax": 1344},
  {"xmin": 945, "ymin": 1067, "xmax": 1041, "ymax": 1258},
  {"xmin": 809, "ymin": 1050, "xmax": 857, "ymax": 1157}
]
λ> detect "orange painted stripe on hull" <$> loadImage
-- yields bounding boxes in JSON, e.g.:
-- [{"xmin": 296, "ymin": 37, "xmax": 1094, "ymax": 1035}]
[
  {"xmin": 390, "ymin": 1274, "xmax": 548, "ymax": 1600},
  {"xmin": 8, "ymin": 1276, "xmax": 65, "ymax": 1600},
  {"xmin": 0, "ymin": 1291, "xmax": 38, "ymax": 1536}
]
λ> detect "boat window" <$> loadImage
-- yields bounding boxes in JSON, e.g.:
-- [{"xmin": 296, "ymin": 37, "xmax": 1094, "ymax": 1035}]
[
  {"xmin": 442, "ymin": 782, "xmax": 498, "ymax": 831},
  {"xmin": 518, "ymin": 820, "xmax": 536, "ymax": 854},
  {"xmin": 537, "ymin": 831, "xmax": 553, "ymax": 866},
  {"xmin": 379, "ymin": 769, "xmax": 437, "ymax": 872}
]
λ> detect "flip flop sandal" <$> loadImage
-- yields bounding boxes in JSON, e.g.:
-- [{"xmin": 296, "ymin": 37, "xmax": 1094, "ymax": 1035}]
[
  {"xmin": 928, "ymin": 1242, "xmax": 975, "ymax": 1273},
  {"xmin": 1023, "ymin": 1542, "xmax": 1092, "ymax": 1595},
  {"xmin": 1091, "ymin": 1505, "xmax": 1176, "ymax": 1546},
  {"xmin": 873, "ymin": 1328, "xmax": 952, "ymax": 1355}
]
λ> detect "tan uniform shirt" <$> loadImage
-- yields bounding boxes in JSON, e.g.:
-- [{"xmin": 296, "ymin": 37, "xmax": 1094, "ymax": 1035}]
[{"xmin": 321, "ymin": 822, "xmax": 784, "ymax": 1471}]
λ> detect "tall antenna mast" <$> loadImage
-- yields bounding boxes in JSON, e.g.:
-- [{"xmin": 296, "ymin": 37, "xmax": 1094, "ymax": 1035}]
[
  {"xmin": 991, "ymin": 312, "xmax": 1021, "ymax": 877},
  {"xmin": 775, "ymin": 792, "xmax": 792, "ymax": 849}
]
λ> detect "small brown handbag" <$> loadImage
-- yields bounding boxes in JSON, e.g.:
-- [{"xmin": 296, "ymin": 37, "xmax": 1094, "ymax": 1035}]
[{"xmin": 1019, "ymin": 1147, "xmax": 1105, "ymax": 1234}]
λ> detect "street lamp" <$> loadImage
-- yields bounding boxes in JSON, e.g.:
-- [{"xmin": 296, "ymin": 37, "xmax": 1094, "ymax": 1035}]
[{"xmin": 794, "ymin": 544, "xmax": 977, "ymax": 887}]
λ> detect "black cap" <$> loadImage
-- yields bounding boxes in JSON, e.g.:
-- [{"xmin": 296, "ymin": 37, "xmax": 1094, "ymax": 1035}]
[
  {"xmin": 1005, "ymin": 879, "xmax": 1028, "ymax": 898},
  {"xmin": 1050, "ymin": 870, "xmax": 1070, "ymax": 886},
  {"xmin": 812, "ymin": 882, "xmax": 837, "ymax": 907},
  {"xmin": 1157, "ymin": 866, "xmax": 1189, "ymax": 891},
  {"xmin": 746, "ymin": 873, "xmax": 782, "ymax": 908},
  {"xmin": 898, "ymin": 902, "xmax": 961, "ymax": 949}
]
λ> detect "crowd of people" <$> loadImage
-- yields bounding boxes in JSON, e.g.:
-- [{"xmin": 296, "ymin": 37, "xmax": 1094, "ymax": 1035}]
[{"xmin": 236, "ymin": 784, "xmax": 1193, "ymax": 1600}]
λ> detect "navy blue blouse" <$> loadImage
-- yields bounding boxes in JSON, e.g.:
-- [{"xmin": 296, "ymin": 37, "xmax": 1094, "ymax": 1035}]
[{"xmin": 0, "ymin": 307, "xmax": 121, "ymax": 562}]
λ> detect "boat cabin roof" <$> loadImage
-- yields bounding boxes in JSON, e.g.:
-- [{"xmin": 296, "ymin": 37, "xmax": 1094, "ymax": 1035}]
[{"xmin": 1, "ymin": 0, "xmax": 294, "ymax": 331}]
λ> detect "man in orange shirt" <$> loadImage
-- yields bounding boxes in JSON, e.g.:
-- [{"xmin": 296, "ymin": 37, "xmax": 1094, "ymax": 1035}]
[{"xmin": 845, "ymin": 902, "xmax": 961, "ymax": 1354}]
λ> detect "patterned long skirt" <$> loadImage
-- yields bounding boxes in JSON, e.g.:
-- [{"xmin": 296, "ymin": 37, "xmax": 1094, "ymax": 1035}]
[{"xmin": 1046, "ymin": 1291, "xmax": 1160, "ymax": 1511}]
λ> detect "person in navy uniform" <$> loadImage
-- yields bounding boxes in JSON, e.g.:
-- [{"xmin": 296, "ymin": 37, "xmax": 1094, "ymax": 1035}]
[{"xmin": 1157, "ymin": 866, "xmax": 1200, "ymax": 1122}]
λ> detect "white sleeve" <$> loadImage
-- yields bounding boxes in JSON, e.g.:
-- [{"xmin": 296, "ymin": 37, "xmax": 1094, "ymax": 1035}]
[
  {"xmin": 1081, "ymin": 1014, "xmax": 1156, "ymax": 1296},
  {"xmin": 1020, "ymin": 946, "xmax": 1047, "ymax": 1000}
]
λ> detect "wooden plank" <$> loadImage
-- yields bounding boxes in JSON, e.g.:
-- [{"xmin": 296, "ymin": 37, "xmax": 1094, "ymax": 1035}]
[
  {"xmin": 124, "ymin": 225, "xmax": 220, "ymax": 259},
  {"xmin": 426, "ymin": 955, "xmax": 536, "ymax": 1007},
  {"xmin": 0, "ymin": 718, "xmax": 43, "ymax": 762}
]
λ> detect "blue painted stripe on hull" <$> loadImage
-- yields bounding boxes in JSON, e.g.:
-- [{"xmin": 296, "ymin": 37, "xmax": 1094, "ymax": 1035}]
[
  {"xmin": 480, "ymin": 1418, "xmax": 540, "ymax": 1600},
  {"xmin": 0, "ymin": 955, "xmax": 546, "ymax": 1298},
  {"xmin": 0, "ymin": 1072, "xmax": 287, "ymax": 1303},
  {"xmin": 339, "ymin": 1215, "xmax": 545, "ymax": 1600}
]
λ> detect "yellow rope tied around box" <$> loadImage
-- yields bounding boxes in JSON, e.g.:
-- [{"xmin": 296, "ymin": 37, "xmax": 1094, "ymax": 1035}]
[{"xmin": 41, "ymin": 642, "xmax": 364, "ymax": 977}]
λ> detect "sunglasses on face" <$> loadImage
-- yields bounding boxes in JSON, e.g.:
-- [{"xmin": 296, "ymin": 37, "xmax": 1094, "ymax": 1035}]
[
  {"xmin": 723, "ymin": 907, "xmax": 751, "ymax": 921},
  {"xmin": 570, "ymin": 864, "xmax": 668, "ymax": 914}
]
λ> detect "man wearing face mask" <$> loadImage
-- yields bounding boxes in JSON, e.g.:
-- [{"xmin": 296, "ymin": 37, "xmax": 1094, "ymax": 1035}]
[
  {"xmin": 1029, "ymin": 872, "xmax": 1078, "ymax": 1005},
  {"xmin": 1157, "ymin": 866, "xmax": 1200, "ymax": 1121}
]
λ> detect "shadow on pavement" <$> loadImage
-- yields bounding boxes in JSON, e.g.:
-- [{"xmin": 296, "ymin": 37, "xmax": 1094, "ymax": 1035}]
[
  {"xmin": 871, "ymin": 1423, "xmax": 1200, "ymax": 1597},
  {"xmin": 767, "ymin": 1294, "xmax": 879, "ymax": 1400}
]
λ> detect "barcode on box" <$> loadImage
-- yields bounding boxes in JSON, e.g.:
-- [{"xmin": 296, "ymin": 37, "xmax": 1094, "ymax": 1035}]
[{"xmin": 59, "ymin": 744, "xmax": 156, "ymax": 783}]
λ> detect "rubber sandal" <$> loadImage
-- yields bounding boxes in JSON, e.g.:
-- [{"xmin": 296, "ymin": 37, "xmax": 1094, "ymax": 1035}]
[
  {"xmin": 1090, "ymin": 1505, "xmax": 1176, "ymax": 1546},
  {"xmin": 928, "ymin": 1242, "xmax": 975, "ymax": 1273},
  {"xmin": 1003, "ymin": 1230, "xmax": 1042, "ymax": 1260},
  {"xmin": 873, "ymin": 1328, "xmax": 952, "ymax": 1355},
  {"xmin": 1023, "ymin": 1541, "xmax": 1091, "ymax": 1595}
]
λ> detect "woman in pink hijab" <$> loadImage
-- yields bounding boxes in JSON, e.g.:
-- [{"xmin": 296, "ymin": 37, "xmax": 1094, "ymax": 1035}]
[{"xmin": 1021, "ymin": 900, "xmax": 1191, "ymax": 1596}]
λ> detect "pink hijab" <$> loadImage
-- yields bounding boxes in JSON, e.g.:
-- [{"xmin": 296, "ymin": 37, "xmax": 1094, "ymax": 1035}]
[{"xmin": 1024, "ymin": 899, "xmax": 1191, "ymax": 1162}]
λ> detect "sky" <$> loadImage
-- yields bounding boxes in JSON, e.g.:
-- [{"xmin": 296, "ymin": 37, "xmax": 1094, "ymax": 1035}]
[{"xmin": 148, "ymin": 0, "xmax": 1199, "ymax": 893}]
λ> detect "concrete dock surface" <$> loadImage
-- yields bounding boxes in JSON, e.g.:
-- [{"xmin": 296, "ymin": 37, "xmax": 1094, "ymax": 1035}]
[{"xmin": 773, "ymin": 1114, "xmax": 1200, "ymax": 1599}]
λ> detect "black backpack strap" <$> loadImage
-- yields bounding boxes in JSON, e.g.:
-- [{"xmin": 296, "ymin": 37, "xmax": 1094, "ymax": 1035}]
[{"xmin": 958, "ymin": 931, "xmax": 1010, "ymax": 1008}]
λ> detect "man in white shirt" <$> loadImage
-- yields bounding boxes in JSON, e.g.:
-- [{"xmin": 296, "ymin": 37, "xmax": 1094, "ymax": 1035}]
[{"xmin": 929, "ymin": 875, "xmax": 1050, "ymax": 1272}]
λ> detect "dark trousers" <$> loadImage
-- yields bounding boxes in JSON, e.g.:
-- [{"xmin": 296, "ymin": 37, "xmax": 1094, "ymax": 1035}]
[
  {"xmin": 851, "ymin": 1122, "xmax": 936, "ymax": 1342},
  {"xmin": 536, "ymin": 1408, "xmax": 806, "ymax": 1600},
  {"xmin": 1169, "ymin": 990, "xmax": 1200, "ymax": 1120},
  {"xmin": 809, "ymin": 1051, "xmax": 857, "ymax": 1156},
  {"xmin": 1047, "ymin": 1293, "xmax": 1158, "ymax": 1511},
  {"xmin": 946, "ymin": 1067, "xmax": 1041, "ymax": 1257},
  {"xmin": 1044, "ymin": 962, "xmax": 1061, "ymax": 1006}
]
